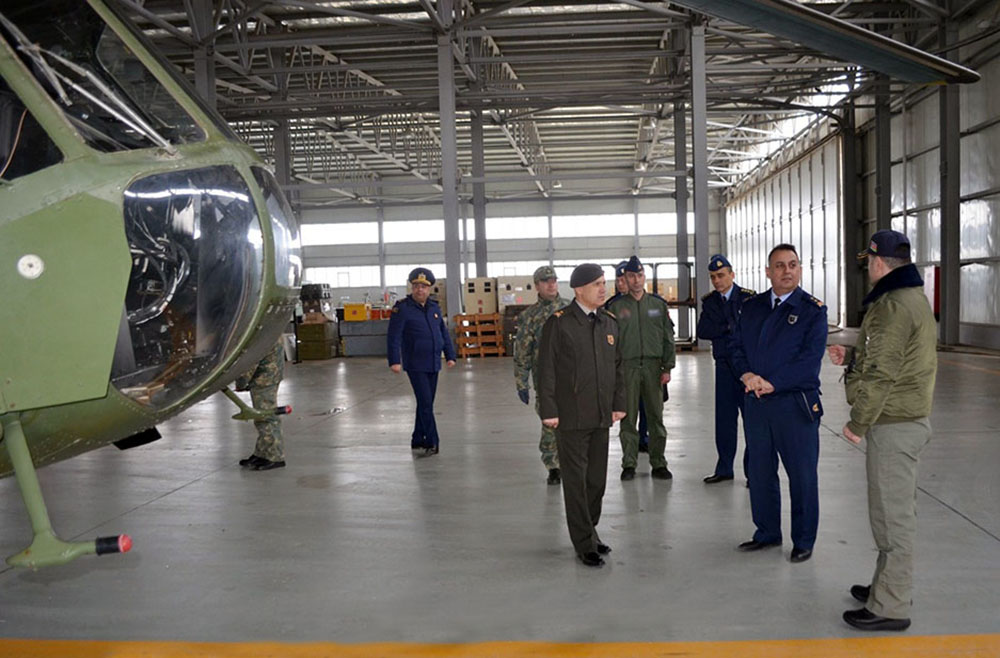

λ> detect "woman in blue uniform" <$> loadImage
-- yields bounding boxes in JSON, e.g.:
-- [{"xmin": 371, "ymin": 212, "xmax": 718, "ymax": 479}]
[{"xmin": 386, "ymin": 268, "xmax": 457, "ymax": 455}]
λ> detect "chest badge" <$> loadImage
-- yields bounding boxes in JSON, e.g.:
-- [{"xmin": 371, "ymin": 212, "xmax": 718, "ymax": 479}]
[
  {"xmin": 607, "ymin": 335, "xmax": 615, "ymax": 345},
  {"xmin": 788, "ymin": 314, "xmax": 798, "ymax": 325},
  {"xmin": 434, "ymin": 313, "xmax": 439, "ymax": 319},
  {"xmin": 812, "ymin": 403, "xmax": 819, "ymax": 412}
]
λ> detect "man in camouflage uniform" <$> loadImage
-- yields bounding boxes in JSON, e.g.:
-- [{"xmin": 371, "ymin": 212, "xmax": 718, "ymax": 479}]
[
  {"xmin": 235, "ymin": 340, "xmax": 286, "ymax": 471},
  {"xmin": 514, "ymin": 265, "xmax": 569, "ymax": 485}
]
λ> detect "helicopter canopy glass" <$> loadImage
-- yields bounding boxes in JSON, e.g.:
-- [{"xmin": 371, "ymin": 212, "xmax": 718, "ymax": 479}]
[
  {"xmin": 111, "ymin": 166, "xmax": 263, "ymax": 409},
  {"xmin": 0, "ymin": 1, "xmax": 204, "ymax": 152}
]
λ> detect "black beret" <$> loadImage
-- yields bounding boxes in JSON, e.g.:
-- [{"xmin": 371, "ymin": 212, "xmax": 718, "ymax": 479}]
[{"xmin": 570, "ymin": 263, "xmax": 604, "ymax": 288}]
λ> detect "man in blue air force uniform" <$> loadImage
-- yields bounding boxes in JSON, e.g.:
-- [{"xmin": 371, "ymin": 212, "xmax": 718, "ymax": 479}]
[
  {"xmin": 387, "ymin": 267, "xmax": 457, "ymax": 455},
  {"xmin": 696, "ymin": 254, "xmax": 755, "ymax": 484},
  {"xmin": 729, "ymin": 244, "xmax": 827, "ymax": 564}
]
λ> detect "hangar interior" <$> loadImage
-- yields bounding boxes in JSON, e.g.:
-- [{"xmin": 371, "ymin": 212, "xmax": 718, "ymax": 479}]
[{"xmin": 2, "ymin": 0, "xmax": 1000, "ymax": 655}]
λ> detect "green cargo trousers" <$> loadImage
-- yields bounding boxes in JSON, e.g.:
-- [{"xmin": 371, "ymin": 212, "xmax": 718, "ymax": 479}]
[
  {"xmin": 250, "ymin": 383, "xmax": 285, "ymax": 462},
  {"xmin": 865, "ymin": 418, "xmax": 932, "ymax": 619},
  {"xmin": 533, "ymin": 387, "xmax": 559, "ymax": 469},
  {"xmin": 620, "ymin": 359, "xmax": 667, "ymax": 470}
]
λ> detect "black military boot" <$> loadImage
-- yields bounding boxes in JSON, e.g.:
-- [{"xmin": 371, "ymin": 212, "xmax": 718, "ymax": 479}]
[{"xmin": 547, "ymin": 468, "xmax": 561, "ymax": 485}]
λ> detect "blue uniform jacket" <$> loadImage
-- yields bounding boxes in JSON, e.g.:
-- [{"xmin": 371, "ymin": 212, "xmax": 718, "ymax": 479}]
[
  {"xmin": 386, "ymin": 296, "xmax": 457, "ymax": 372},
  {"xmin": 728, "ymin": 287, "xmax": 828, "ymax": 409},
  {"xmin": 696, "ymin": 284, "xmax": 754, "ymax": 360}
]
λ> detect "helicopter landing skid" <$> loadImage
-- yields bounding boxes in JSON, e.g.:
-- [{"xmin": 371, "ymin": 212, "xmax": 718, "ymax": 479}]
[{"xmin": 1, "ymin": 414, "xmax": 131, "ymax": 569}]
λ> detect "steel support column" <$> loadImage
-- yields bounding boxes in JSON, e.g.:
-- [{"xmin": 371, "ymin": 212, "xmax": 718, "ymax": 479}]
[
  {"xmin": 471, "ymin": 110, "xmax": 488, "ymax": 276},
  {"xmin": 691, "ymin": 23, "xmax": 710, "ymax": 347},
  {"xmin": 377, "ymin": 196, "xmax": 387, "ymax": 289},
  {"xmin": 674, "ymin": 102, "xmax": 690, "ymax": 339},
  {"xmin": 875, "ymin": 75, "xmax": 892, "ymax": 231},
  {"xmin": 939, "ymin": 23, "xmax": 961, "ymax": 345},
  {"xmin": 438, "ymin": 0, "xmax": 463, "ymax": 317},
  {"xmin": 190, "ymin": 0, "xmax": 216, "ymax": 109},
  {"xmin": 842, "ymin": 101, "xmax": 864, "ymax": 327}
]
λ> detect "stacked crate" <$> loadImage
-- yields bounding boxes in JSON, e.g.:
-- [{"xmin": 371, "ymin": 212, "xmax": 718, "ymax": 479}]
[{"xmin": 453, "ymin": 313, "xmax": 505, "ymax": 357}]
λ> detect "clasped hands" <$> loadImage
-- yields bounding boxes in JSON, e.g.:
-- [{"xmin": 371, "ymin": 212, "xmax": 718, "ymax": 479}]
[
  {"xmin": 740, "ymin": 372, "xmax": 774, "ymax": 398},
  {"xmin": 542, "ymin": 410, "xmax": 625, "ymax": 429}
]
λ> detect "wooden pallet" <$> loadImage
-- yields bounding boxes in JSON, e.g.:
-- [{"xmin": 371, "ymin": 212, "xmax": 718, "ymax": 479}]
[{"xmin": 454, "ymin": 313, "xmax": 506, "ymax": 357}]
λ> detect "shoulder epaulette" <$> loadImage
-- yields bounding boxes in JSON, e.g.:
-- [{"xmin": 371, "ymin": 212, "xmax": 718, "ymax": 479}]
[
  {"xmin": 701, "ymin": 291, "xmax": 713, "ymax": 301},
  {"xmin": 809, "ymin": 295, "xmax": 824, "ymax": 307},
  {"xmin": 604, "ymin": 310, "xmax": 616, "ymax": 319},
  {"xmin": 741, "ymin": 288, "xmax": 756, "ymax": 297},
  {"xmin": 553, "ymin": 310, "xmax": 564, "ymax": 318}
]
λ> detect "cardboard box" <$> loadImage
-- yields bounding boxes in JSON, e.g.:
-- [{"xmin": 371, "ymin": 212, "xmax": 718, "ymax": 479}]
[
  {"xmin": 463, "ymin": 277, "xmax": 497, "ymax": 314},
  {"xmin": 497, "ymin": 276, "xmax": 537, "ymax": 312}
]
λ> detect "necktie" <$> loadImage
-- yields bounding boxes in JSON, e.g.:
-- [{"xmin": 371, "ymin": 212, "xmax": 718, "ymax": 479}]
[
  {"xmin": 773, "ymin": 298, "xmax": 780, "ymax": 310},
  {"xmin": 588, "ymin": 312, "xmax": 596, "ymax": 321}
]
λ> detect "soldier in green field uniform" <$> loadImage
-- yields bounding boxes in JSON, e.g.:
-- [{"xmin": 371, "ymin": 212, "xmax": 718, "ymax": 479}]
[
  {"xmin": 608, "ymin": 255, "xmax": 675, "ymax": 481},
  {"xmin": 235, "ymin": 340, "xmax": 287, "ymax": 471},
  {"xmin": 514, "ymin": 265, "xmax": 569, "ymax": 485}
]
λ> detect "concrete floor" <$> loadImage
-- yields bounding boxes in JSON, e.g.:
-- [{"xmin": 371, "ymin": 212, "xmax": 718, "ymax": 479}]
[{"xmin": 1, "ymin": 351, "xmax": 999, "ymax": 644}]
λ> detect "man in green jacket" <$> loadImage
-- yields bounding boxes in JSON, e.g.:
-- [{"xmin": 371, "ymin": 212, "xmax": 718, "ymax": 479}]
[
  {"xmin": 828, "ymin": 230, "xmax": 937, "ymax": 632},
  {"xmin": 514, "ymin": 265, "xmax": 569, "ymax": 485},
  {"xmin": 608, "ymin": 255, "xmax": 675, "ymax": 481}
]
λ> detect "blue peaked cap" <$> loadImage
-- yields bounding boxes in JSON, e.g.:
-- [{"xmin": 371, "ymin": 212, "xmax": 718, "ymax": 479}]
[{"xmin": 707, "ymin": 254, "xmax": 732, "ymax": 272}]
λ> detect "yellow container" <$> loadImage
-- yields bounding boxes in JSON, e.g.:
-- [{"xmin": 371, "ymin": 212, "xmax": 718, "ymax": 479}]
[{"xmin": 343, "ymin": 303, "xmax": 371, "ymax": 322}]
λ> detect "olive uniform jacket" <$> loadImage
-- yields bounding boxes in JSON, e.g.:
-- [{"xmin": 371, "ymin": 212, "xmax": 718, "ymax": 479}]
[{"xmin": 537, "ymin": 300, "xmax": 625, "ymax": 430}]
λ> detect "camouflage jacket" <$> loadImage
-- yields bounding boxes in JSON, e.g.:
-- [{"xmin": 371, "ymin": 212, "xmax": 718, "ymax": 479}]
[
  {"xmin": 235, "ymin": 341, "xmax": 285, "ymax": 391},
  {"xmin": 513, "ymin": 295, "xmax": 568, "ymax": 391}
]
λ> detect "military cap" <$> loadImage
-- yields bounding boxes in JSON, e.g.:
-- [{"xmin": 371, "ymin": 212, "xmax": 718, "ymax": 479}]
[
  {"xmin": 708, "ymin": 254, "xmax": 732, "ymax": 271},
  {"xmin": 623, "ymin": 255, "xmax": 643, "ymax": 273},
  {"xmin": 408, "ymin": 267, "xmax": 435, "ymax": 286},
  {"xmin": 859, "ymin": 229, "xmax": 911, "ymax": 261},
  {"xmin": 615, "ymin": 260, "xmax": 629, "ymax": 278},
  {"xmin": 570, "ymin": 263, "xmax": 604, "ymax": 288},
  {"xmin": 533, "ymin": 265, "xmax": 557, "ymax": 283}
]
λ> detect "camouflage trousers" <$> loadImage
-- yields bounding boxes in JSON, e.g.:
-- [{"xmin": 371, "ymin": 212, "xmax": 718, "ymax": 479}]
[
  {"xmin": 534, "ymin": 394, "xmax": 559, "ymax": 469},
  {"xmin": 250, "ymin": 383, "xmax": 285, "ymax": 462}
]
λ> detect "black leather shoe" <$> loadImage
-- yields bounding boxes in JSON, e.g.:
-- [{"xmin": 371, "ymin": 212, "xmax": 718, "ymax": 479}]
[
  {"xmin": 703, "ymin": 473, "xmax": 734, "ymax": 484},
  {"xmin": 578, "ymin": 552, "xmax": 604, "ymax": 567},
  {"xmin": 843, "ymin": 608, "xmax": 911, "ymax": 631},
  {"xmin": 547, "ymin": 468, "xmax": 561, "ymax": 485},
  {"xmin": 596, "ymin": 543, "xmax": 612, "ymax": 555},
  {"xmin": 239, "ymin": 454, "xmax": 266, "ymax": 468},
  {"xmin": 738, "ymin": 539, "xmax": 781, "ymax": 552},
  {"xmin": 620, "ymin": 467, "xmax": 635, "ymax": 481},
  {"xmin": 251, "ymin": 458, "xmax": 286, "ymax": 471},
  {"xmin": 424, "ymin": 446, "xmax": 439, "ymax": 456},
  {"xmin": 851, "ymin": 585, "xmax": 870, "ymax": 603},
  {"xmin": 790, "ymin": 547, "xmax": 813, "ymax": 563},
  {"xmin": 651, "ymin": 467, "xmax": 673, "ymax": 480}
]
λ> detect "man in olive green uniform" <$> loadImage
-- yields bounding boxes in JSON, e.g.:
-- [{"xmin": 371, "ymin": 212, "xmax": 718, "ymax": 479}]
[
  {"xmin": 608, "ymin": 255, "xmax": 675, "ymax": 480},
  {"xmin": 514, "ymin": 265, "xmax": 569, "ymax": 485},
  {"xmin": 235, "ymin": 340, "xmax": 287, "ymax": 471},
  {"xmin": 538, "ymin": 263, "xmax": 626, "ymax": 568},
  {"xmin": 829, "ymin": 230, "xmax": 937, "ymax": 632}
]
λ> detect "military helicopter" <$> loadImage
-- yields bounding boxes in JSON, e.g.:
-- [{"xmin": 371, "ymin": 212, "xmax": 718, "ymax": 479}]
[{"xmin": 0, "ymin": 0, "xmax": 301, "ymax": 568}]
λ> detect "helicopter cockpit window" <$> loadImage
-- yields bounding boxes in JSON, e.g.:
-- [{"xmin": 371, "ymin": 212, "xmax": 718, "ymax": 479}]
[
  {"xmin": 252, "ymin": 167, "xmax": 303, "ymax": 289},
  {"xmin": 0, "ymin": 1, "xmax": 204, "ymax": 153},
  {"xmin": 111, "ymin": 166, "xmax": 264, "ymax": 409},
  {"xmin": 0, "ymin": 82, "xmax": 62, "ymax": 181}
]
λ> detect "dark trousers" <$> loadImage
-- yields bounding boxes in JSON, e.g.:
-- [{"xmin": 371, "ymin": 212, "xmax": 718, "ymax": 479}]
[
  {"xmin": 638, "ymin": 399, "xmax": 648, "ymax": 446},
  {"xmin": 713, "ymin": 359, "xmax": 748, "ymax": 478},
  {"xmin": 406, "ymin": 370, "xmax": 439, "ymax": 449},
  {"xmin": 555, "ymin": 427, "xmax": 609, "ymax": 555},
  {"xmin": 743, "ymin": 393, "xmax": 820, "ymax": 550}
]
